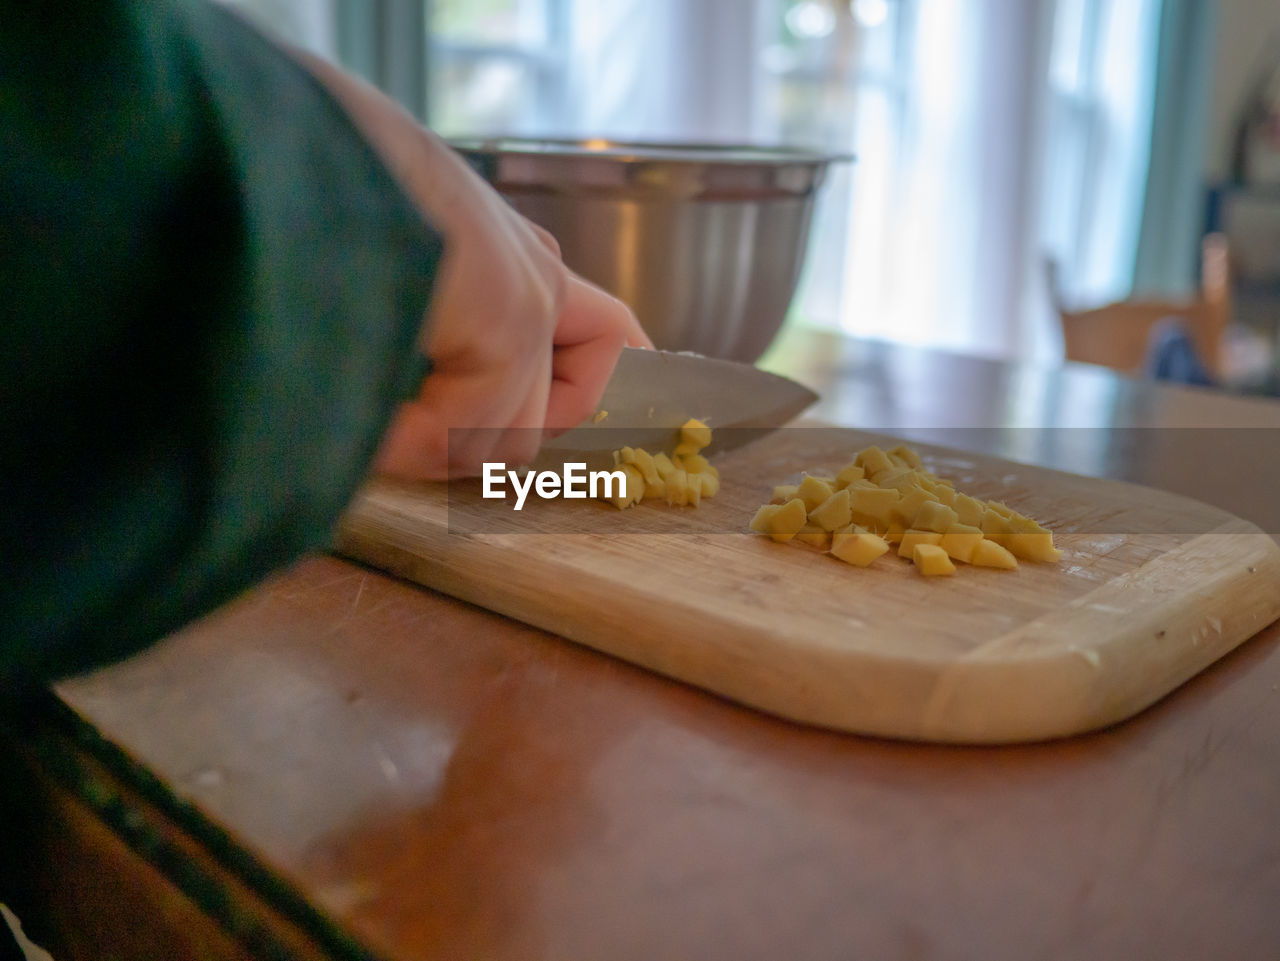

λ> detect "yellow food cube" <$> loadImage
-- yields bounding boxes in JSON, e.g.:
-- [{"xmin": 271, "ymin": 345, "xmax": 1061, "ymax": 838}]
[
  {"xmin": 797, "ymin": 474, "xmax": 836, "ymax": 512},
  {"xmin": 809, "ymin": 488, "xmax": 853, "ymax": 532},
  {"xmin": 1004, "ymin": 531, "xmax": 1063, "ymax": 563},
  {"xmin": 653, "ymin": 452, "xmax": 678, "ymax": 480},
  {"xmin": 888, "ymin": 444, "xmax": 924, "ymax": 470},
  {"xmin": 874, "ymin": 467, "xmax": 922, "ymax": 493},
  {"xmin": 848, "ymin": 486, "xmax": 901, "ymax": 528},
  {"xmin": 986, "ymin": 499, "xmax": 1015, "ymax": 518},
  {"xmin": 795, "ymin": 522, "xmax": 832, "ymax": 549},
  {"xmin": 681, "ymin": 454, "xmax": 717, "ymax": 477},
  {"xmin": 680, "ymin": 418, "xmax": 713, "ymax": 451},
  {"xmin": 882, "ymin": 521, "xmax": 906, "ymax": 544},
  {"xmin": 686, "ymin": 476, "xmax": 706, "ymax": 506},
  {"xmin": 953, "ymin": 493, "xmax": 986, "ymax": 528},
  {"xmin": 834, "ymin": 464, "xmax": 866, "ymax": 489},
  {"xmin": 771, "ymin": 483, "xmax": 800, "ymax": 504},
  {"xmin": 767, "ymin": 498, "xmax": 809, "ymax": 543},
  {"xmin": 939, "ymin": 524, "xmax": 984, "ymax": 563},
  {"xmin": 855, "ymin": 446, "xmax": 894, "ymax": 477},
  {"xmin": 1007, "ymin": 512, "xmax": 1049, "ymax": 534},
  {"xmin": 971, "ymin": 539, "xmax": 1018, "ymax": 569},
  {"xmin": 642, "ymin": 477, "xmax": 667, "ymax": 500},
  {"xmin": 912, "ymin": 543, "xmax": 956, "ymax": 576},
  {"xmin": 630, "ymin": 448, "xmax": 660, "ymax": 486},
  {"xmin": 696, "ymin": 472, "xmax": 720, "ymax": 498},
  {"xmin": 897, "ymin": 528, "xmax": 943, "ymax": 559},
  {"xmin": 749, "ymin": 503, "xmax": 781, "ymax": 533},
  {"xmin": 980, "ymin": 509, "xmax": 1012, "ymax": 545},
  {"xmin": 664, "ymin": 468, "xmax": 689, "ymax": 506},
  {"xmin": 831, "ymin": 530, "xmax": 891, "ymax": 567},
  {"xmin": 913, "ymin": 500, "xmax": 960, "ymax": 534},
  {"xmin": 607, "ymin": 464, "xmax": 646, "ymax": 510},
  {"xmin": 889, "ymin": 486, "xmax": 937, "ymax": 526},
  {"xmin": 932, "ymin": 484, "xmax": 957, "ymax": 507}
]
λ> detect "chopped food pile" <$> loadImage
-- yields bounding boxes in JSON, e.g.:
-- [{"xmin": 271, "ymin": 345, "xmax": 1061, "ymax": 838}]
[
  {"xmin": 749, "ymin": 444, "xmax": 1062, "ymax": 576},
  {"xmin": 603, "ymin": 418, "xmax": 720, "ymax": 509}
]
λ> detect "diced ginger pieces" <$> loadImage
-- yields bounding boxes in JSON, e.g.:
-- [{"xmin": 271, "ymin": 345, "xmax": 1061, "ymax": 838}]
[
  {"xmin": 932, "ymin": 484, "xmax": 957, "ymax": 507},
  {"xmin": 796, "ymin": 474, "xmax": 835, "ymax": 512},
  {"xmin": 831, "ymin": 529, "xmax": 890, "ymax": 567},
  {"xmin": 888, "ymin": 444, "xmax": 923, "ymax": 470},
  {"xmin": 953, "ymin": 493, "xmax": 985, "ymax": 528},
  {"xmin": 939, "ymin": 524, "xmax": 984, "ymax": 563},
  {"xmin": 749, "ymin": 503, "xmax": 781, "ymax": 533},
  {"xmin": 808, "ymin": 488, "xmax": 853, "ymax": 532},
  {"xmin": 748, "ymin": 443, "xmax": 1058, "ymax": 576},
  {"xmin": 848, "ymin": 486, "xmax": 900, "ymax": 528},
  {"xmin": 1005, "ymin": 531, "xmax": 1063, "ymax": 563},
  {"xmin": 913, "ymin": 500, "xmax": 959, "ymax": 534},
  {"xmin": 912, "ymin": 543, "xmax": 956, "ymax": 576},
  {"xmin": 681, "ymin": 454, "xmax": 719, "ymax": 479},
  {"xmin": 608, "ymin": 464, "xmax": 645, "ymax": 510},
  {"xmin": 604, "ymin": 419, "xmax": 719, "ymax": 509},
  {"xmin": 664, "ymin": 468, "xmax": 695, "ymax": 506},
  {"xmin": 771, "ymin": 483, "xmax": 800, "ymax": 504},
  {"xmin": 855, "ymin": 446, "xmax": 894, "ymax": 477},
  {"xmin": 680, "ymin": 418, "xmax": 713, "ymax": 450},
  {"xmin": 897, "ymin": 529, "xmax": 943, "ymax": 559},
  {"xmin": 980, "ymin": 508, "xmax": 1011, "ymax": 545},
  {"xmin": 889, "ymin": 487, "xmax": 935, "ymax": 525},
  {"xmin": 765, "ymin": 498, "xmax": 808, "ymax": 543},
  {"xmin": 834, "ymin": 464, "xmax": 866, "ymax": 489},
  {"xmin": 971, "ymin": 538, "xmax": 1018, "ymax": 569}
]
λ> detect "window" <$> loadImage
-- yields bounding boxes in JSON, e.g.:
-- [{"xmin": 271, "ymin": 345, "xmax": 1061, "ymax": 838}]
[{"xmin": 221, "ymin": 0, "xmax": 1166, "ymax": 363}]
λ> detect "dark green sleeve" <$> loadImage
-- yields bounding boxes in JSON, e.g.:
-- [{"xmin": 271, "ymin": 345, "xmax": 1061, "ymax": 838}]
[{"xmin": 0, "ymin": 1, "xmax": 444, "ymax": 683}]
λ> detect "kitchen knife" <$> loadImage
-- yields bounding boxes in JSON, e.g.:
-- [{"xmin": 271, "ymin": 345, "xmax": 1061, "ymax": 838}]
[{"xmin": 534, "ymin": 347, "xmax": 818, "ymax": 470}]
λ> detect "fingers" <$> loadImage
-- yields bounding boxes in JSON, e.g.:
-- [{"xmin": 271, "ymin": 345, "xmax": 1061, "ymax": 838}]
[{"xmin": 543, "ymin": 273, "xmax": 644, "ymax": 432}]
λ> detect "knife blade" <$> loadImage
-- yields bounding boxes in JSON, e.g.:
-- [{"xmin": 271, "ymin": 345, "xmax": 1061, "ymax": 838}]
[{"xmin": 534, "ymin": 348, "xmax": 818, "ymax": 470}]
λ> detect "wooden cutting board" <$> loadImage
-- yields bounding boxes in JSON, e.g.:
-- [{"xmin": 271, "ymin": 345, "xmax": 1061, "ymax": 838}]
[{"xmin": 335, "ymin": 428, "xmax": 1280, "ymax": 744}]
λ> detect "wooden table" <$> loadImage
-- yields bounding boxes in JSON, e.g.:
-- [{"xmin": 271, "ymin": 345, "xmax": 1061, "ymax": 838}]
[{"xmin": 5, "ymin": 329, "xmax": 1280, "ymax": 961}]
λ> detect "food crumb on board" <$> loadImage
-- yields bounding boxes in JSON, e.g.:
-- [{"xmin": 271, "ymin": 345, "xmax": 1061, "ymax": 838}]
[{"xmin": 593, "ymin": 410, "xmax": 608, "ymax": 423}]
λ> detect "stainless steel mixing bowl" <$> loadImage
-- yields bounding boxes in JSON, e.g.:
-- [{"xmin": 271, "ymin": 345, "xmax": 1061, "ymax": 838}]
[{"xmin": 449, "ymin": 137, "xmax": 847, "ymax": 363}]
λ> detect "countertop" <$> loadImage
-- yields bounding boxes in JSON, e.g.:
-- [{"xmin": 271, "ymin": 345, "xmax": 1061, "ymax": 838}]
[{"xmin": 4, "ymin": 327, "xmax": 1280, "ymax": 961}]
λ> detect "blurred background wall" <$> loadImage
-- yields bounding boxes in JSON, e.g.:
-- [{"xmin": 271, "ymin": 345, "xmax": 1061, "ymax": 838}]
[{"xmin": 219, "ymin": 0, "xmax": 1280, "ymax": 369}]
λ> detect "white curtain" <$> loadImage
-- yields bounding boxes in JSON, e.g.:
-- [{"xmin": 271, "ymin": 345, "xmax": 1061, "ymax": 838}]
[{"xmin": 559, "ymin": 0, "xmax": 1166, "ymax": 363}]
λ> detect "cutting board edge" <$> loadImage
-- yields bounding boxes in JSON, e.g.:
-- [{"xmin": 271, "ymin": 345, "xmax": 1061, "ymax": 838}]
[
  {"xmin": 915, "ymin": 527, "xmax": 1280, "ymax": 742},
  {"xmin": 336, "ymin": 500, "xmax": 1280, "ymax": 744}
]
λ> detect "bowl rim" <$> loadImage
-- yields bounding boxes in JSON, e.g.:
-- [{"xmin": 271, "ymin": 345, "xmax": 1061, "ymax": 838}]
[{"xmin": 446, "ymin": 136, "xmax": 854, "ymax": 168}]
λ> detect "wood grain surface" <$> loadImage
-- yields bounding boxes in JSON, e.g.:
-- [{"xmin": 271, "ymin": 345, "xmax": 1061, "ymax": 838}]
[{"xmin": 336, "ymin": 428, "xmax": 1280, "ymax": 743}]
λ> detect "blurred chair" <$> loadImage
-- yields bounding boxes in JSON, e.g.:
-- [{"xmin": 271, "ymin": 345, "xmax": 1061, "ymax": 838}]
[{"xmin": 1046, "ymin": 233, "xmax": 1231, "ymax": 380}]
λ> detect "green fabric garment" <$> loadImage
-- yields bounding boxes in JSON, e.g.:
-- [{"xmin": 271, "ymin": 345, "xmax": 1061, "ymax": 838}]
[{"xmin": 0, "ymin": 1, "xmax": 443, "ymax": 683}]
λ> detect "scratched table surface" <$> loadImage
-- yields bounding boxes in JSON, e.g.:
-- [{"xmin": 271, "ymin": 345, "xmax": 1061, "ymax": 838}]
[{"xmin": 4, "ymin": 328, "xmax": 1280, "ymax": 961}]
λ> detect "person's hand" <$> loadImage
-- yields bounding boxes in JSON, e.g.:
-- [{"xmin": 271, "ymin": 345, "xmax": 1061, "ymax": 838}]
[{"xmin": 297, "ymin": 54, "xmax": 651, "ymax": 479}]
